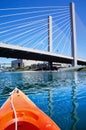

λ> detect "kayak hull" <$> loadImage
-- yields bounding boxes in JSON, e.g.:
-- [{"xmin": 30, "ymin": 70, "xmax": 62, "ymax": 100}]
[{"xmin": 0, "ymin": 88, "xmax": 60, "ymax": 130}]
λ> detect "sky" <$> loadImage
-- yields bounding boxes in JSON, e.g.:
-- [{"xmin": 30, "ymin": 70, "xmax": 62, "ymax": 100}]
[{"xmin": 0, "ymin": 0, "xmax": 86, "ymax": 65}]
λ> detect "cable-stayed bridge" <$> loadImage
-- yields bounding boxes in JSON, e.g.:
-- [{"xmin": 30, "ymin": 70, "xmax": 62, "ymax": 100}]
[{"xmin": 0, "ymin": 2, "xmax": 86, "ymax": 67}]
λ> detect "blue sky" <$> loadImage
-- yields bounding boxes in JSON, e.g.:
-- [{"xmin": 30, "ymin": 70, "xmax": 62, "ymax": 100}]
[{"xmin": 0, "ymin": 0, "xmax": 86, "ymax": 65}]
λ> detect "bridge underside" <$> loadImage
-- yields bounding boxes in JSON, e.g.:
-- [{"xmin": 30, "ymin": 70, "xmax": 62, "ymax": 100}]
[
  {"xmin": 0, "ymin": 46, "xmax": 73, "ymax": 64},
  {"xmin": 0, "ymin": 43, "xmax": 86, "ymax": 66}
]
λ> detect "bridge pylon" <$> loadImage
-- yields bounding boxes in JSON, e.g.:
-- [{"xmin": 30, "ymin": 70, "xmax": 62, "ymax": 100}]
[
  {"xmin": 48, "ymin": 16, "xmax": 52, "ymax": 53},
  {"xmin": 48, "ymin": 16, "xmax": 53, "ymax": 69},
  {"xmin": 70, "ymin": 2, "xmax": 77, "ymax": 66}
]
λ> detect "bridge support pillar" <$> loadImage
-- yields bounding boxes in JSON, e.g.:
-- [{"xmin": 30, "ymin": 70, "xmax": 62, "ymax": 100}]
[
  {"xmin": 70, "ymin": 2, "xmax": 77, "ymax": 66},
  {"xmin": 48, "ymin": 16, "xmax": 53, "ymax": 70},
  {"xmin": 48, "ymin": 61, "xmax": 52, "ymax": 70},
  {"xmin": 48, "ymin": 16, "xmax": 52, "ymax": 52}
]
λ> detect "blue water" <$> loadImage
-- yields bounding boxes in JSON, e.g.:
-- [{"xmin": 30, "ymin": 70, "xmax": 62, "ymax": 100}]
[{"xmin": 0, "ymin": 71, "xmax": 86, "ymax": 130}]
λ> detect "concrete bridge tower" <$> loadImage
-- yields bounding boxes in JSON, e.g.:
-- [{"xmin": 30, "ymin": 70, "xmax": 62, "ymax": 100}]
[
  {"xmin": 48, "ymin": 16, "xmax": 53, "ymax": 69},
  {"xmin": 48, "ymin": 16, "xmax": 52, "ymax": 53},
  {"xmin": 70, "ymin": 2, "xmax": 77, "ymax": 66}
]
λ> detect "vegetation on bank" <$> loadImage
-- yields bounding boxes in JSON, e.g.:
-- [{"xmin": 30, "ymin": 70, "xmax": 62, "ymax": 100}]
[
  {"xmin": 3, "ymin": 65, "xmax": 86, "ymax": 72},
  {"xmin": 80, "ymin": 67, "xmax": 86, "ymax": 71}
]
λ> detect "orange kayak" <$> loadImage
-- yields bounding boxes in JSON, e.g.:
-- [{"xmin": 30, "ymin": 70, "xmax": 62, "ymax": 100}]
[{"xmin": 0, "ymin": 88, "xmax": 60, "ymax": 130}]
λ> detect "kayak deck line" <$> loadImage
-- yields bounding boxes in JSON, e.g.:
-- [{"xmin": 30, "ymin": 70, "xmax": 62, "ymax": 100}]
[
  {"xmin": 0, "ymin": 88, "xmax": 60, "ymax": 130},
  {"xmin": 10, "ymin": 88, "xmax": 19, "ymax": 130}
]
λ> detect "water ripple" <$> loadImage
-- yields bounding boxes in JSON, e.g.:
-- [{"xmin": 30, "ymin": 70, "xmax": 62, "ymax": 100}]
[{"xmin": 0, "ymin": 71, "xmax": 86, "ymax": 130}]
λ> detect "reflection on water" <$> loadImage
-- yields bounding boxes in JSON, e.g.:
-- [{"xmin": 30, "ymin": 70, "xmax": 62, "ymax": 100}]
[
  {"xmin": 0, "ymin": 71, "xmax": 86, "ymax": 130},
  {"xmin": 71, "ymin": 72, "xmax": 79, "ymax": 130},
  {"xmin": 48, "ymin": 90, "xmax": 52, "ymax": 117}
]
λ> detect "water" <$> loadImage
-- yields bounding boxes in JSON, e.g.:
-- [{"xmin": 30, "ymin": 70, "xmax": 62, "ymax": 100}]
[{"xmin": 0, "ymin": 71, "xmax": 86, "ymax": 130}]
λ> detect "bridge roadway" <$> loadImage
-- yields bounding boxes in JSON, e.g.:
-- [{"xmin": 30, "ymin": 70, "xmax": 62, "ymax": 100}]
[{"xmin": 0, "ymin": 42, "xmax": 86, "ymax": 66}]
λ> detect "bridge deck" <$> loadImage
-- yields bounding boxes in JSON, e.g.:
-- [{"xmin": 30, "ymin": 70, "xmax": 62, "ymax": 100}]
[{"xmin": 0, "ymin": 42, "xmax": 86, "ymax": 65}]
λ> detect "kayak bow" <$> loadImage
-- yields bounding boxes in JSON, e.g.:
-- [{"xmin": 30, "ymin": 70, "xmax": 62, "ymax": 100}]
[{"xmin": 0, "ymin": 88, "xmax": 60, "ymax": 130}]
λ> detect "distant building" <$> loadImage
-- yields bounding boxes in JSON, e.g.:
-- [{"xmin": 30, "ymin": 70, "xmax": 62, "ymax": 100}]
[{"xmin": 11, "ymin": 59, "xmax": 42, "ymax": 68}]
